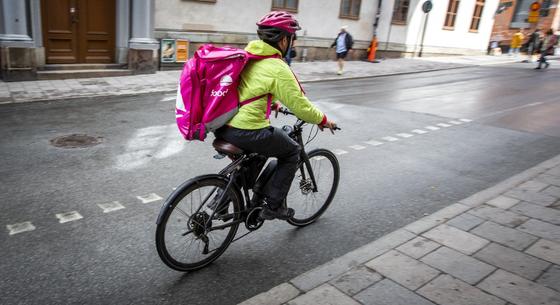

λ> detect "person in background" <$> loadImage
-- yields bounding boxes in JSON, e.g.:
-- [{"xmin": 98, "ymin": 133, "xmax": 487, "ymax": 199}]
[
  {"xmin": 528, "ymin": 28, "xmax": 542, "ymax": 62},
  {"xmin": 331, "ymin": 25, "xmax": 353, "ymax": 75},
  {"xmin": 536, "ymin": 29, "xmax": 558, "ymax": 69},
  {"xmin": 509, "ymin": 29, "xmax": 524, "ymax": 58}
]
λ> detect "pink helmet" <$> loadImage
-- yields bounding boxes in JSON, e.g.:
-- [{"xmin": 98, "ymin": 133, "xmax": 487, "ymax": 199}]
[{"xmin": 257, "ymin": 11, "xmax": 301, "ymax": 34}]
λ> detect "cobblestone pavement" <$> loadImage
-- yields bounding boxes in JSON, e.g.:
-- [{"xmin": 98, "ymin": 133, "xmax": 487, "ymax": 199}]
[
  {"xmin": 239, "ymin": 154, "xmax": 560, "ymax": 305},
  {"xmin": 0, "ymin": 55, "xmax": 523, "ymax": 105}
]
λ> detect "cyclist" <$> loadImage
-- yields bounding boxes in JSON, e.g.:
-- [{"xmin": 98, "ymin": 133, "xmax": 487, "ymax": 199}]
[{"xmin": 215, "ymin": 11, "xmax": 337, "ymax": 220}]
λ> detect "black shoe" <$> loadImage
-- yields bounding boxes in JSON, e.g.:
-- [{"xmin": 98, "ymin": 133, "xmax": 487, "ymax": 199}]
[
  {"xmin": 259, "ymin": 205, "xmax": 295, "ymax": 220},
  {"xmin": 535, "ymin": 67, "xmax": 541, "ymax": 70},
  {"xmin": 545, "ymin": 63, "xmax": 550, "ymax": 69}
]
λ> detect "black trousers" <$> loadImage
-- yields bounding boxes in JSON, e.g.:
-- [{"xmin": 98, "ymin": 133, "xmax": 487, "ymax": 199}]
[
  {"xmin": 215, "ymin": 126, "xmax": 301, "ymax": 209},
  {"xmin": 537, "ymin": 53, "xmax": 548, "ymax": 68}
]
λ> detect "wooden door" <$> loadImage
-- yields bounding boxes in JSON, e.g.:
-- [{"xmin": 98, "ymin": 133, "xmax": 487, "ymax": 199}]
[{"xmin": 42, "ymin": 0, "xmax": 115, "ymax": 64}]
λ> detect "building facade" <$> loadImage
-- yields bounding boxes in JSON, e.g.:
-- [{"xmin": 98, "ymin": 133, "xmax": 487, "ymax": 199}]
[
  {"xmin": 492, "ymin": 0, "xmax": 559, "ymax": 49},
  {"xmin": 1, "ymin": 0, "xmax": 501, "ymax": 81}
]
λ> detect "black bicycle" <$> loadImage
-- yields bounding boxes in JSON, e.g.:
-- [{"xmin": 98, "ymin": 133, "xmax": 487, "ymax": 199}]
[{"xmin": 155, "ymin": 109, "xmax": 340, "ymax": 272}]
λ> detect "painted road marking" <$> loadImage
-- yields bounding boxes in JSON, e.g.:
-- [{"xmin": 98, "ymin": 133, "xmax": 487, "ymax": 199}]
[
  {"xmin": 137, "ymin": 193, "xmax": 163, "ymax": 204},
  {"xmin": 7, "ymin": 222, "xmax": 36, "ymax": 235},
  {"xmin": 56, "ymin": 211, "xmax": 83, "ymax": 224},
  {"xmin": 160, "ymin": 96, "xmax": 176, "ymax": 102},
  {"xmin": 365, "ymin": 140, "xmax": 383, "ymax": 146},
  {"xmin": 349, "ymin": 145, "xmax": 366, "ymax": 150},
  {"xmin": 459, "ymin": 119, "xmax": 472, "ymax": 122},
  {"xmin": 449, "ymin": 120, "xmax": 463, "ymax": 125},
  {"xmin": 425, "ymin": 126, "xmax": 440, "ymax": 130},
  {"xmin": 436, "ymin": 123, "xmax": 451, "ymax": 128},
  {"xmin": 411, "ymin": 129, "xmax": 428, "ymax": 134},
  {"xmin": 396, "ymin": 133, "xmax": 413, "ymax": 138},
  {"xmin": 333, "ymin": 149, "xmax": 348, "ymax": 155},
  {"xmin": 97, "ymin": 201, "xmax": 125, "ymax": 213},
  {"xmin": 382, "ymin": 136, "xmax": 399, "ymax": 142}
]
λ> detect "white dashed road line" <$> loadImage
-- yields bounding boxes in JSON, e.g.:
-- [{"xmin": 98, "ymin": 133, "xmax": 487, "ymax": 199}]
[
  {"xmin": 382, "ymin": 136, "xmax": 399, "ymax": 142},
  {"xmin": 333, "ymin": 149, "xmax": 349, "ymax": 155},
  {"xmin": 56, "ymin": 211, "xmax": 83, "ymax": 224},
  {"xmin": 160, "ymin": 96, "xmax": 176, "ymax": 102},
  {"xmin": 97, "ymin": 201, "xmax": 125, "ymax": 213},
  {"xmin": 6, "ymin": 118, "xmax": 475, "ymax": 236},
  {"xmin": 349, "ymin": 145, "xmax": 366, "ymax": 150},
  {"xmin": 137, "ymin": 193, "xmax": 163, "ymax": 204},
  {"xmin": 6, "ymin": 222, "xmax": 36, "ymax": 235},
  {"xmin": 396, "ymin": 133, "xmax": 413, "ymax": 138}
]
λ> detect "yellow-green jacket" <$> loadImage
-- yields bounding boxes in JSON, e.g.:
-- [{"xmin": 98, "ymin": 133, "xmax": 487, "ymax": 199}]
[{"xmin": 228, "ymin": 40, "xmax": 326, "ymax": 130}]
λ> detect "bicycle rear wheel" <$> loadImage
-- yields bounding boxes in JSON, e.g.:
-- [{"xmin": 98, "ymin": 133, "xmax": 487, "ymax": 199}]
[
  {"xmin": 156, "ymin": 175, "xmax": 241, "ymax": 272},
  {"xmin": 287, "ymin": 149, "xmax": 340, "ymax": 227}
]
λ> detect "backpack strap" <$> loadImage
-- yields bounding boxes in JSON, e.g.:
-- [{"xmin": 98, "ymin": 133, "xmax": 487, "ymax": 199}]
[{"xmin": 240, "ymin": 93, "xmax": 273, "ymax": 119}]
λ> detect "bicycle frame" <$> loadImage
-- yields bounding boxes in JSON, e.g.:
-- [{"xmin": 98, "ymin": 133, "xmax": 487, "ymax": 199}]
[{"xmin": 199, "ymin": 119, "xmax": 320, "ymax": 232}]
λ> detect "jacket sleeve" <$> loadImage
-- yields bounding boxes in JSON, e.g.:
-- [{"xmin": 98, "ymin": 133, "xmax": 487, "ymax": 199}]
[
  {"xmin": 331, "ymin": 36, "xmax": 338, "ymax": 48},
  {"xmin": 270, "ymin": 61, "xmax": 326, "ymax": 125},
  {"xmin": 347, "ymin": 34, "xmax": 354, "ymax": 50}
]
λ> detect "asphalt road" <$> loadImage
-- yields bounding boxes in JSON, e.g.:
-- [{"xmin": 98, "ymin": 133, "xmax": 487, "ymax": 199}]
[{"xmin": 1, "ymin": 62, "xmax": 559, "ymax": 305}]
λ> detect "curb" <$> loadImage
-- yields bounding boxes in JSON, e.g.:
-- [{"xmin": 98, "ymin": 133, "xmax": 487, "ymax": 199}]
[
  {"xmin": 238, "ymin": 153, "xmax": 560, "ymax": 305},
  {"xmin": 0, "ymin": 65, "xmax": 472, "ymax": 106}
]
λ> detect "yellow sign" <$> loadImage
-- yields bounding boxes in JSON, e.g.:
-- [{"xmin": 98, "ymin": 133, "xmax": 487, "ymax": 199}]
[
  {"xmin": 176, "ymin": 40, "xmax": 189, "ymax": 63},
  {"xmin": 528, "ymin": 10, "xmax": 539, "ymax": 23}
]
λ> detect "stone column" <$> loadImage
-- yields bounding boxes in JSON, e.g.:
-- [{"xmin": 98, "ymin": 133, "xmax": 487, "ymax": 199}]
[
  {"xmin": 116, "ymin": 0, "xmax": 131, "ymax": 64},
  {"xmin": 0, "ymin": 0, "xmax": 37, "ymax": 81},
  {"xmin": 128, "ymin": 0, "xmax": 158, "ymax": 74}
]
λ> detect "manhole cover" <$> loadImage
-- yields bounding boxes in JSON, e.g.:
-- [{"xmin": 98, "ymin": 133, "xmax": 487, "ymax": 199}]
[{"xmin": 50, "ymin": 134, "xmax": 102, "ymax": 148}]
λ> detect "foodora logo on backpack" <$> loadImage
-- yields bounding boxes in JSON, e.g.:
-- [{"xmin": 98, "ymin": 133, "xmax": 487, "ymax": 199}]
[{"xmin": 211, "ymin": 75, "xmax": 233, "ymax": 97}]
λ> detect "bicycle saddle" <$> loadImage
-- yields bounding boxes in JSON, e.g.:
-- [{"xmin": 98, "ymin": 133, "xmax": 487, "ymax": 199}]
[{"xmin": 212, "ymin": 139, "xmax": 244, "ymax": 156}]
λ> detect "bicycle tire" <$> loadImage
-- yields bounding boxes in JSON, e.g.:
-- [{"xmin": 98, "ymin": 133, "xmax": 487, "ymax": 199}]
[
  {"xmin": 287, "ymin": 148, "xmax": 340, "ymax": 227},
  {"xmin": 156, "ymin": 175, "xmax": 241, "ymax": 272}
]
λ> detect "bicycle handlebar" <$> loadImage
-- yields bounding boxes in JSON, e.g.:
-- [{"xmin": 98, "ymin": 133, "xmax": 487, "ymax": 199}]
[{"xmin": 277, "ymin": 107, "xmax": 341, "ymax": 130}]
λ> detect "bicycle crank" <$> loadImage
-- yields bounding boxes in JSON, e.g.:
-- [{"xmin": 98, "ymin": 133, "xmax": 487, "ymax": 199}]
[{"xmin": 245, "ymin": 207, "xmax": 264, "ymax": 231}]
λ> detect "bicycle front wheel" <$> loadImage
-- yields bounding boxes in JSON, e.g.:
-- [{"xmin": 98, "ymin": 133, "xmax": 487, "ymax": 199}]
[
  {"xmin": 287, "ymin": 148, "xmax": 340, "ymax": 227},
  {"xmin": 156, "ymin": 175, "xmax": 241, "ymax": 272}
]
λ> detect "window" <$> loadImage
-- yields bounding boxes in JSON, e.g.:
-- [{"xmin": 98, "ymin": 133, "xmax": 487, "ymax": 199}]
[
  {"xmin": 272, "ymin": 0, "xmax": 298, "ymax": 12},
  {"xmin": 340, "ymin": 0, "xmax": 361, "ymax": 19},
  {"xmin": 511, "ymin": 0, "xmax": 532, "ymax": 28},
  {"xmin": 392, "ymin": 0, "xmax": 410, "ymax": 24},
  {"xmin": 444, "ymin": 0, "xmax": 460, "ymax": 29},
  {"xmin": 470, "ymin": 0, "xmax": 485, "ymax": 31}
]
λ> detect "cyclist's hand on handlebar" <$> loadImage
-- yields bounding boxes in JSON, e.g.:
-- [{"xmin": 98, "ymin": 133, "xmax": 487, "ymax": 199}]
[{"xmin": 319, "ymin": 120, "xmax": 338, "ymax": 134}]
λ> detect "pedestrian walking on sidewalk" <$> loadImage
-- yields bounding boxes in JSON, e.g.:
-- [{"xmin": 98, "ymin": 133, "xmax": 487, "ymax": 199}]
[
  {"xmin": 536, "ymin": 29, "xmax": 557, "ymax": 70},
  {"xmin": 509, "ymin": 29, "xmax": 524, "ymax": 58},
  {"xmin": 527, "ymin": 28, "xmax": 542, "ymax": 62},
  {"xmin": 331, "ymin": 26, "xmax": 353, "ymax": 75}
]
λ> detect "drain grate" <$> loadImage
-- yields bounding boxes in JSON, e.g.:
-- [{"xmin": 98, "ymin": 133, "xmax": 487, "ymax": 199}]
[{"xmin": 50, "ymin": 134, "xmax": 102, "ymax": 148}]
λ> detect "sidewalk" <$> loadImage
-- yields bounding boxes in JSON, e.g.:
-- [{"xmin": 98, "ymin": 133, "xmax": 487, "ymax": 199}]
[
  {"xmin": 239, "ymin": 154, "xmax": 560, "ymax": 305},
  {"xmin": 0, "ymin": 55, "xmax": 522, "ymax": 105}
]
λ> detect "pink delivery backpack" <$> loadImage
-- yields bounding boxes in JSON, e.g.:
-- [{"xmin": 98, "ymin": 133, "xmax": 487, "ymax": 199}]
[{"xmin": 175, "ymin": 44, "xmax": 279, "ymax": 141}]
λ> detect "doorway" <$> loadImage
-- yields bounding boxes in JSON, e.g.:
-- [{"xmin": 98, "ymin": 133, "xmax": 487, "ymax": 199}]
[{"xmin": 41, "ymin": 0, "xmax": 116, "ymax": 64}]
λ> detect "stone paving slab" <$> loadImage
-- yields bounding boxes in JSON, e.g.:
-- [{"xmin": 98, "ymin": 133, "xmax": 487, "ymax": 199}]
[
  {"xmin": 477, "ymin": 269, "xmax": 560, "ymax": 305},
  {"xmin": 366, "ymin": 250, "xmax": 440, "ymax": 290},
  {"xmin": 354, "ymin": 279, "xmax": 435, "ymax": 305},
  {"xmin": 473, "ymin": 243, "xmax": 550, "ymax": 281},
  {"xmin": 470, "ymin": 221, "xmax": 537, "ymax": 251},
  {"xmin": 418, "ymin": 274, "xmax": 506, "ymax": 305},
  {"xmin": 420, "ymin": 247, "xmax": 495, "ymax": 285},
  {"xmin": 238, "ymin": 156, "xmax": 560, "ymax": 305},
  {"xmin": 422, "ymin": 224, "xmax": 489, "ymax": 255},
  {"xmin": 525, "ymin": 239, "xmax": 560, "ymax": 265},
  {"xmin": 537, "ymin": 265, "xmax": 560, "ymax": 292},
  {"xmin": 510, "ymin": 202, "xmax": 560, "ymax": 225},
  {"xmin": 467, "ymin": 205, "xmax": 528, "ymax": 228},
  {"xmin": 286, "ymin": 284, "xmax": 360, "ymax": 305}
]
